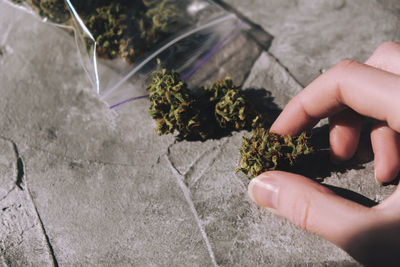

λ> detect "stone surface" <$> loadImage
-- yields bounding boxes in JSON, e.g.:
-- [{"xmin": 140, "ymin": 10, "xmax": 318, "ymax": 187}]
[
  {"xmin": 0, "ymin": 188, "xmax": 54, "ymax": 267},
  {"xmin": 168, "ymin": 133, "xmax": 355, "ymax": 266},
  {"xmin": 0, "ymin": 0, "xmax": 399, "ymax": 266},
  {"xmin": 0, "ymin": 139, "xmax": 17, "ymax": 200},
  {"xmin": 0, "ymin": 1, "xmax": 213, "ymax": 265},
  {"xmin": 223, "ymin": 0, "xmax": 400, "ymax": 86}
]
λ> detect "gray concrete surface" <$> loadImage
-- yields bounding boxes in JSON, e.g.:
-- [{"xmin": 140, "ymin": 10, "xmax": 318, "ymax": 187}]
[{"xmin": 0, "ymin": 0, "xmax": 399, "ymax": 266}]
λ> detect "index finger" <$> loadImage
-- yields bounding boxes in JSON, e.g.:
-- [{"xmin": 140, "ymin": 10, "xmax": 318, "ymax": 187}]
[{"xmin": 271, "ymin": 60, "xmax": 400, "ymax": 135}]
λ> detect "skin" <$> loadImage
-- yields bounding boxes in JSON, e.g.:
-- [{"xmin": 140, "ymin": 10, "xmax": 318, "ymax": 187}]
[{"xmin": 248, "ymin": 42, "xmax": 400, "ymax": 266}]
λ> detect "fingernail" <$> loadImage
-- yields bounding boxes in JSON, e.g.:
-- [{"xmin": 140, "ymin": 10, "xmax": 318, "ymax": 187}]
[{"xmin": 248, "ymin": 174, "xmax": 279, "ymax": 210}]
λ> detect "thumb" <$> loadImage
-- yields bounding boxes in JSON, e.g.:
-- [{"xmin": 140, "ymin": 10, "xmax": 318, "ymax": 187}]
[{"xmin": 248, "ymin": 171, "xmax": 374, "ymax": 249}]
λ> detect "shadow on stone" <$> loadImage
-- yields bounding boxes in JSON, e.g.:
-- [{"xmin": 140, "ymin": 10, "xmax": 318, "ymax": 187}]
[
  {"xmin": 288, "ymin": 123, "xmax": 374, "ymax": 182},
  {"xmin": 242, "ymin": 87, "xmax": 281, "ymax": 121},
  {"xmin": 324, "ymin": 184, "xmax": 378, "ymax": 207}
]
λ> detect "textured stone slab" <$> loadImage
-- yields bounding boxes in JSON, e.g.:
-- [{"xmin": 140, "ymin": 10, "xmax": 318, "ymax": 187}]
[
  {"xmin": 24, "ymin": 149, "xmax": 215, "ymax": 266},
  {"xmin": 243, "ymin": 51, "xmax": 302, "ymax": 109},
  {"xmin": 0, "ymin": 139, "xmax": 18, "ymax": 200},
  {"xmin": 223, "ymin": 0, "xmax": 400, "ymax": 86},
  {"xmin": 0, "ymin": 188, "xmax": 54, "ymax": 267},
  {"xmin": 167, "ymin": 52, "xmax": 359, "ymax": 265},
  {"xmin": 0, "ymin": 1, "xmax": 215, "ymax": 265}
]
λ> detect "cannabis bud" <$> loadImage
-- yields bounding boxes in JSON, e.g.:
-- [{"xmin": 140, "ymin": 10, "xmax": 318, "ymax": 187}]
[
  {"xmin": 77, "ymin": 0, "xmax": 185, "ymax": 64},
  {"xmin": 35, "ymin": 0, "xmax": 71, "ymax": 23},
  {"xmin": 13, "ymin": 0, "xmax": 71, "ymax": 24},
  {"xmin": 147, "ymin": 65, "xmax": 210, "ymax": 140},
  {"xmin": 15, "ymin": 0, "xmax": 187, "ymax": 64},
  {"xmin": 147, "ymin": 66, "xmax": 264, "ymax": 140},
  {"xmin": 204, "ymin": 77, "xmax": 259, "ymax": 130},
  {"xmin": 237, "ymin": 128, "xmax": 313, "ymax": 177}
]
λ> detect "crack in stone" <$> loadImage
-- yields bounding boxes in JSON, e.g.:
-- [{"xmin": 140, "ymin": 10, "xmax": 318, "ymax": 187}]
[
  {"xmin": 23, "ymin": 182, "xmax": 59, "ymax": 267},
  {"xmin": 0, "ymin": 136, "xmax": 58, "ymax": 266},
  {"xmin": 165, "ymin": 155, "xmax": 218, "ymax": 267},
  {"xmin": 212, "ymin": 0, "xmax": 273, "ymax": 51},
  {"xmin": 30, "ymin": 201, "xmax": 59, "ymax": 267},
  {"xmin": 0, "ymin": 247, "xmax": 9, "ymax": 267},
  {"xmin": 11, "ymin": 142, "xmax": 24, "ymax": 191},
  {"xmin": 213, "ymin": 1, "xmax": 306, "ymax": 90},
  {"xmin": 19, "ymin": 222, "xmax": 39, "ymax": 240},
  {"xmin": 188, "ymin": 140, "xmax": 229, "ymax": 188},
  {"xmin": 0, "ymin": 135, "xmax": 25, "ymax": 191},
  {"xmin": 266, "ymin": 51, "xmax": 305, "ymax": 88},
  {"xmin": 166, "ymin": 138, "xmax": 229, "ymax": 188},
  {"xmin": 183, "ymin": 143, "xmax": 222, "ymax": 177},
  {"xmin": 0, "ymin": 187, "xmax": 16, "ymax": 203}
]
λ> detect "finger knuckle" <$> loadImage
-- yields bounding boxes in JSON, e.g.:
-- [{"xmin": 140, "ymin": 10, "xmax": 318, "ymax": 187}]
[
  {"xmin": 291, "ymin": 198, "xmax": 313, "ymax": 232},
  {"xmin": 388, "ymin": 116, "xmax": 400, "ymax": 133},
  {"xmin": 333, "ymin": 59, "xmax": 359, "ymax": 73}
]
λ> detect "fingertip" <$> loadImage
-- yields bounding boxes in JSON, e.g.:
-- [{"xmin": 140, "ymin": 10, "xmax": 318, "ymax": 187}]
[
  {"xmin": 329, "ymin": 110, "xmax": 362, "ymax": 163},
  {"xmin": 371, "ymin": 123, "xmax": 400, "ymax": 184},
  {"xmin": 374, "ymin": 158, "xmax": 400, "ymax": 185},
  {"xmin": 270, "ymin": 96, "xmax": 319, "ymax": 136}
]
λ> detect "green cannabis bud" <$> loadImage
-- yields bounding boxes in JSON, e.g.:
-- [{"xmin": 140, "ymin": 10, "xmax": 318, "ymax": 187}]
[
  {"xmin": 14, "ymin": 0, "xmax": 71, "ymax": 24},
  {"xmin": 35, "ymin": 0, "xmax": 71, "ymax": 23},
  {"xmin": 83, "ymin": 2, "xmax": 130, "ymax": 60},
  {"xmin": 16, "ymin": 0, "xmax": 187, "ymax": 64},
  {"xmin": 147, "ymin": 66, "xmax": 210, "ymax": 140},
  {"xmin": 204, "ymin": 77, "xmax": 259, "ymax": 130},
  {"xmin": 142, "ymin": 0, "xmax": 180, "ymax": 45},
  {"xmin": 215, "ymin": 89, "xmax": 247, "ymax": 129},
  {"xmin": 147, "ymin": 66, "xmax": 266, "ymax": 140},
  {"xmin": 237, "ymin": 128, "xmax": 313, "ymax": 177},
  {"xmin": 77, "ymin": 0, "xmax": 184, "ymax": 64},
  {"xmin": 204, "ymin": 77, "xmax": 237, "ymax": 103},
  {"xmin": 146, "ymin": 63, "xmax": 274, "ymax": 140}
]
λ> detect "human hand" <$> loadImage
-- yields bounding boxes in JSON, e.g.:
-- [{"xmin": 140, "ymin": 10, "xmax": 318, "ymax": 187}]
[{"xmin": 248, "ymin": 42, "xmax": 400, "ymax": 266}]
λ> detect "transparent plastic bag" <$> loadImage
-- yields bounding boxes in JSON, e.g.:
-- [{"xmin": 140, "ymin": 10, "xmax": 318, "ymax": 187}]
[
  {"xmin": 64, "ymin": 0, "xmax": 249, "ymax": 111},
  {"xmin": 8, "ymin": 0, "xmax": 254, "ymax": 112},
  {"xmin": 99, "ymin": 15, "xmax": 246, "ymax": 111}
]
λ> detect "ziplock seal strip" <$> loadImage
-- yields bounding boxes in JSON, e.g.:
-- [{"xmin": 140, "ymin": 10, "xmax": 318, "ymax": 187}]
[{"xmin": 109, "ymin": 18, "xmax": 244, "ymax": 110}]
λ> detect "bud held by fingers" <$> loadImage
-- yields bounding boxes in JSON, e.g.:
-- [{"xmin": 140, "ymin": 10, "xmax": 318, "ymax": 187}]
[{"xmin": 237, "ymin": 129, "xmax": 313, "ymax": 177}]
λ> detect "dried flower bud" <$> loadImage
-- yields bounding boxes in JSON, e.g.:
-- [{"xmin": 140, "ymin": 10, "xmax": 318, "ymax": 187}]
[
  {"xmin": 147, "ymin": 66, "xmax": 271, "ymax": 140},
  {"xmin": 237, "ymin": 128, "xmax": 313, "ymax": 177},
  {"xmin": 147, "ymin": 65, "xmax": 210, "ymax": 139},
  {"xmin": 20, "ymin": 0, "xmax": 188, "ymax": 64},
  {"xmin": 203, "ymin": 77, "xmax": 260, "ymax": 130},
  {"xmin": 215, "ymin": 89, "xmax": 248, "ymax": 130},
  {"xmin": 204, "ymin": 77, "xmax": 236, "ymax": 102},
  {"xmin": 15, "ymin": 0, "xmax": 71, "ymax": 23}
]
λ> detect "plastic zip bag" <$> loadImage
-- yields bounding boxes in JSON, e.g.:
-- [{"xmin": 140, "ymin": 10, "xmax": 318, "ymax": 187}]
[
  {"xmin": 7, "ymin": 0, "xmax": 252, "ymax": 112},
  {"xmin": 101, "ymin": 15, "xmax": 245, "ymax": 111},
  {"xmin": 64, "ymin": 0, "xmax": 248, "ymax": 111}
]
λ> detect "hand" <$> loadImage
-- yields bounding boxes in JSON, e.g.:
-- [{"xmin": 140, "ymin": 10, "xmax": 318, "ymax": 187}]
[{"xmin": 248, "ymin": 42, "xmax": 400, "ymax": 266}]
